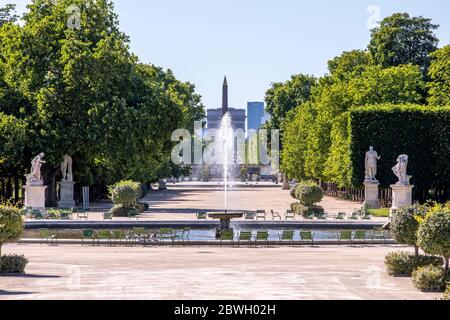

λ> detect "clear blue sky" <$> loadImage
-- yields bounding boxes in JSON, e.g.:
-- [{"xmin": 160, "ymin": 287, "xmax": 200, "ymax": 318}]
[{"xmin": 7, "ymin": 0, "xmax": 450, "ymax": 110}]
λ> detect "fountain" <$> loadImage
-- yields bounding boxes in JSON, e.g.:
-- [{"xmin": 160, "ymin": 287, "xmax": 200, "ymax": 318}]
[{"xmin": 207, "ymin": 112, "xmax": 243, "ymax": 237}]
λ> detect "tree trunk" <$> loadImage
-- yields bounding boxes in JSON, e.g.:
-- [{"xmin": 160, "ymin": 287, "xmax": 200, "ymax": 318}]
[
  {"xmin": 414, "ymin": 245, "xmax": 419, "ymax": 256},
  {"xmin": 446, "ymin": 256, "xmax": 449, "ymax": 271},
  {"xmin": 44, "ymin": 167, "xmax": 60, "ymax": 207},
  {"xmin": 14, "ymin": 172, "xmax": 20, "ymax": 203},
  {"xmin": 282, "ymin": 174, "xmax": 290, "ymax": 190}
]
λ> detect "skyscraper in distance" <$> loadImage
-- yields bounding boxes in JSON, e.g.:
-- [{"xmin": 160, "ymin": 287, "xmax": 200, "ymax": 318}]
[{"xmin": 247, "ymin": 101, "xmax": 265, "ymax": 132}]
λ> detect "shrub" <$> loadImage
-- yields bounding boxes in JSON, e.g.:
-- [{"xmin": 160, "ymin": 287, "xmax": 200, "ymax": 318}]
[
  {"xmin": 108, "ymin": 180, "xmax": 142, "ymax": 206},
  {"xmin": 390, "ymin": 205, "xmax": 427, "ymax": 255},
  {"xmin": 291, "ymin": 181, "xmax": 324, "ymax": 207},
  {"xmin": 412, "ymin": 265, "xmax": 447, "ymax": 292},
  {"xmin": 291, "ymin": 203, "xmax": 307, "ymax": 215},
  {"xmin": 417, "ymin": 209, "xmax": 450, "ymax": 270},
  {"xmin": 138, "ymin": 202, "xmax": 149, "ymax": 211},
  {"xmin": 109, "ymin": 205, "xmax": 140, "ymax": 217},
  {"xmin": 0, "ymin": 206, "xmax": 23, "ymax": 266},
  {"xmin": 384, "ymin": 251, "xmax": 444, "ymax": 276},
  {"xmin": 0, "ymin": 254, "xmax": 28, "ymax": 274},
  {"xmin": 444, "ymin": 284, "xmax": 450, "ymax": 300}
]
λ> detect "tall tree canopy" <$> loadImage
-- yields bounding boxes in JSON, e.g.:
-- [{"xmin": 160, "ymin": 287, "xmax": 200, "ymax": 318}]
[
  {"xmin": 368, "ymin": 13, "xmax": 439, "ymax": 74},
  {"xmin": 0, "ymin": 0, "xmax": 204, "ymax": 204},
  {"xmin": 427, "ymin": 45, "xmax": 450, "ymax": 106}
]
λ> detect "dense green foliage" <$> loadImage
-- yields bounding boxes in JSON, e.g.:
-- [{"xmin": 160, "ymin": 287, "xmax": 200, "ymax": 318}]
[
  {"xmin": 428, "ymin": 45, "xmax": 450, "ymax": 106},
  {"xmin": 412, "ymin": 265, "xmax": 447, "ymax": 291},
  {"xmin": 0, "ymin": 1, "xmax": 204, "ymax": 203},
  {"xmin": 368, "ymin": 13, "xmax": 439, "ymax": 74},
  {"xmin": 390, "ymin": 205, "xmax": 426, "ymax": 254},
  {"xmin": 417, "ymin": 209, "xmax": 450, "ymax": 270},
  {"xmin": 384, "ymin": 251, "xmax": 443, "ymax": 276},
  {"xmin": 0, "ymin": 254, "xmax": 28, "ymax": 274},
  {"xmin": 108, "ymin": 180, "xmax": 142, "ymax": 206},
  {"xmin": 290, "ymin": 181, "xmax": 324, "ymax": 207},
  {"xmin": 0, "ymin": 205, "xmax": 23, "ymax": 261}
]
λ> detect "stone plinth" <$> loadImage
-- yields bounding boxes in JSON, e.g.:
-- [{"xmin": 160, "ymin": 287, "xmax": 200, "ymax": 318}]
[
  {"xmin": 391, "ymin": 184, "xmax": 414, "ymax": 212},
  {"xmin": 24, "ymin": 185, "xmax": 47, "ymax": 212},
  {"xmin": 58, "ymin": 180, "xmax": 75, "ymax": 209},
  {"xmin": 364, "ymin": 182, "xmax": 380, "ymax": 209}
]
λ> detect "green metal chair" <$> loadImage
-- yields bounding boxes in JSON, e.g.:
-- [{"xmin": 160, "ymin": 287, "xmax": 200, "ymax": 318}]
[
  {"xmin": 179, "ymin": 227, "xmax": 190, "ymax": 245},
  {"xmin": 32, "ymin": 209, "xmax": 44, "ymax": 220},
  {"xmin": 244, "ymin": 212, "xmax": 255, "ymax": 220},
  {"xmin": 196, "ymin": 212, "xmax": 207, "ymax": 220},
  {"xmin": 256, "ymin": 210, "xmax": 266, "ymax": 221},
  {"xmin": 353, "ymin": 230, "xmax": 367, "ymax": 244},
  {"xmin": 111, "ymin": 230, "xmax": 126, "ymax": 245},
  {"xmin": 76, "ymin": 209, "xmax": 89, "ymax": 220},
  {"xmin": 279, "ymin": 230, "xmax": 295, "ymax": 244},
  {"xmin": 81, "ymin": 229, "xmax": 98, "ymax": 246},
  {"xmin": 39, "ymin": 229, "xmax": 57, "ymax": 245},
  {"xmin": 238, "ymin": 230, "xmax": 252, "ymax": 245},
  {"xmin": 284, "ymin": 210, "xmax": 296, "ymax": 221},
  {"xmin": 318, "ymin": 212, "xmax": 328, "ymax": 220},
  {"xmin": 255, "ymin": 230, "xmax": 269, "ymax": 246},
  {"xmin": 338, "ymin": 230, "xmax": 353, "ymax": 245},
  {"xmin": 159, "ymin": 228, "xmax": 179, "ymax": 245},
  {"xmin": 220, "ymin": 229, "xmax": 234, "ymax": 243},
  {"xmin": 103, "ymin": 211, "xmax": 113, "ymax": 221},
  {"xmin": 271, "ymin": 210, "xmax": 282, "ymax": 221},
  {"xmin": 97, "ymin": 230, "xmax": 113, "ymax": 246},
  {"xmin": 371, "ymin": 229, "xmax": 387, "ymax": 245},
  {"xmin": 300, "ymin": 231, "xmax": 314, "ymax": 246},
  {"xmin": 304, "ymin": 212, "xmax": 315, "ymax": 220},
  {"xmin": 349, "ymin": 211, "xmax": 360, "ymax": 220},
  {"xmin": 335, "ymin": 212, "xmax": 347, "ymax": 220}
]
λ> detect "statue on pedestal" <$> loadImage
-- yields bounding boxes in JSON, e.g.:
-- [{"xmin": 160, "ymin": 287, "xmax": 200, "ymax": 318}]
[
  {"xmin": 392, "ymin": 154, "xmax": 411, "ymax": 186},
  {"xmin": 365, "ymin": 146, "xmax": 381, "ymax": 182},
  {"xmin": 26, "ymin": 153, "xmax": 45, "ymax": 185},
  {"xmin": 61, "ymin": 154, "xmax": 73, "ymax": 181}
]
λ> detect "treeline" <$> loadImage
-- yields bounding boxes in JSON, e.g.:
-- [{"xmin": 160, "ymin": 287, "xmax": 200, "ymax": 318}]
[
  {"xmin": 264, "ymin": 13, "xmax": 450, "ymax": 201},
  {"xmin": 0, "ymin": 1, "xmax": 204, "ymax": 205}
]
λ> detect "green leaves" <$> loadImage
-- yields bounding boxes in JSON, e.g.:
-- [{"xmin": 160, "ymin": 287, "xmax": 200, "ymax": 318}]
[{"xmin": 428, "ymin": 45, "xmax": 450, "ymax": 106}]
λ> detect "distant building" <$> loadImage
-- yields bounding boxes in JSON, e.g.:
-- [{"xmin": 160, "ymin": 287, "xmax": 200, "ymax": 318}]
[
  {"xmin": 247, "ymin": 102, "xmax": 265, "ymax": 131},
  {"xmin": 206, "ymin": 77, "xmax": 246, "ymax": 133}
]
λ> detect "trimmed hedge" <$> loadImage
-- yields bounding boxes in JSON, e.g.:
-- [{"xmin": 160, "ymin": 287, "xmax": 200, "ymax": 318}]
[
  {"xmin": 384, "ymin": 251, "xmax": 444, "ymax": 276},
  {"xmin": 327, "ymin": 105, "xmax": 450, "ymax": 194},
  {"xmin": 0, "ymin": 254, "xmax": 28, "ymax": 274},
  {"xmin": 412, "ymin": 265, "xmax": 447, "ymax": 292}
]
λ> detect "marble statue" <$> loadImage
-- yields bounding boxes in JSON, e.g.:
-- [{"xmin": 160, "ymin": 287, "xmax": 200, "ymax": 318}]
[
  {"xmin": 26, "ymin": 153, "xmax": 45, "ymax": 185},
  {"xmin": 365, "ymin": 146, "xmax": 381, "ymax": 182},
  {"xmin": 392, "ymin": 154, "xmax": 410, "ymax": 186},
  {"xmin": 61, "ymin": 154, "xmax": 73, "ymax": 181}
]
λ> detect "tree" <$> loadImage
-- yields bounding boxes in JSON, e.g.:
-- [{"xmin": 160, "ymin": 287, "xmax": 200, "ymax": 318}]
[
  {"xmin": 417, "ymin": 209, "xmax": 450, "ymax": 270},
  {"xmin": 390, "ymin": 205, "xmax": 426, "ymax": 256},
  {"xmin": 368, "ymin": 13, "xmax": 439, "ymax": 74},
  {"xmin": 265, "ymin": 74, "xmax": 317, "ymax": 130},
  {"xmin": 428, "ymin": 45, "xmax": 450, "ymax": 106},
  {"xmin": 0, "ymin": 3, "xmax": 17, "ymax": 26},
  {"xmin": 0, "ymin": 206, "xmax": 23, "ymax": 265}
]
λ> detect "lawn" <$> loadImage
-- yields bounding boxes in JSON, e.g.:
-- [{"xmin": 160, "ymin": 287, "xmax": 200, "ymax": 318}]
[{"xmin": 369, "ymin": 208, "xmax": 390, "ymax": 217}]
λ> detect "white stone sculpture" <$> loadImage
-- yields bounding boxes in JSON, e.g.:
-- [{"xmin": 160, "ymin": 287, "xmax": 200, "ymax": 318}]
[
  {"xmin": 26, "ymin": 153, "xmax": 45, "ymax": 185},
  {"xmin": 61, "ymin": 154, "xmax": 73, "ymax": 181},
  {"xmin": 392, "ymin": 154, "xmax": 411, "ymax": 186},
  {"xmin": 365, "ymin": 146, "xmax": 381, "ymax": 182}
]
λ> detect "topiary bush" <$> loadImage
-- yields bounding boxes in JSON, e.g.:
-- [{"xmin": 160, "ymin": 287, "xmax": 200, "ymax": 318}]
[
  {"xmin": 109, "ymin": 205, "xmax": 141, "ymax": 217},
  {"xmin": 108, "ymin": 180, "xmax": 142, "ymax": 206},
  {"xmin": 291, "ymin": 181, "xmax": 324, "ymax": 207},
  {"xmin": 444, "ymin": 284, "xmax": 450, "ymax": 300},
  {"xmin": 412, "ymin": 265, "xmax": 447, "ymax": 292},
  {"xmin": 0, "ymin": 206, "xmax": 24, "ymax": 268},
  {"xmin": 417, "ymin": 209, "xmax": 450, "ymax": 270},
  {"xmin": 384, "ymin": 251, "xmax": 444, "ymax": 276},
  {"xmin": 390, "ymin": 205, "xmax": 427, "ymax": 255},
  {"xmin": 0, "ymin": 254, "xmax": 28, "ymax": 274}
]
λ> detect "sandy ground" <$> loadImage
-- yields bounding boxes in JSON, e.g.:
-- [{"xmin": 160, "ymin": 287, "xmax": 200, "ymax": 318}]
[{"xmin": 0, "ymin": 244, "xmax": 440, "ymax": 300}]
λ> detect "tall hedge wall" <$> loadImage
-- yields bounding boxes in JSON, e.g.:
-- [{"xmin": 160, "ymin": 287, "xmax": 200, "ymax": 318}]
[{"xmin": 334, "ymin": 105, "xmax": 450, "ymax": 198}]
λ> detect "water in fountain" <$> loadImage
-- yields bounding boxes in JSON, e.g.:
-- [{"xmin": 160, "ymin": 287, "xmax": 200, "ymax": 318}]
[{"xmin": 218, "ymin": 112, "xmax": 234, "ymax": 212}]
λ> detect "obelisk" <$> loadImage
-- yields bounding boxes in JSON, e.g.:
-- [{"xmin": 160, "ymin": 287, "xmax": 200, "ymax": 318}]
[{"xmin": 222, "ymin": 76, "xmax": 228, "ymax": 116}]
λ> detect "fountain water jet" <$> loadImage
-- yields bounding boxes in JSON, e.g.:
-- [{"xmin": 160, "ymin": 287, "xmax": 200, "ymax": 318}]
[{"xmin": 218, "ymin": 112, "xmax": 234, "ymax": 211}]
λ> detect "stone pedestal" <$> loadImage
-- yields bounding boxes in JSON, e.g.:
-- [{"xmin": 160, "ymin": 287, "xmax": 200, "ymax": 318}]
[
  {"xmin": 364, "ymin": 182, "xmax": 380, "ymax": 209},
  {"xmin": 24, "ymin": 185, "xmax": 47, "ymax": 213},
  {"xmin": 158, "ymin": 179, "xmax": 167, "ymax": 190},
  {"xmin": 58, "ymin": 180, "xmax": 75, "ymax": 209},
  {"xmin": 391, "ymin": 184, "xmax": 414, "ymax": 212}
]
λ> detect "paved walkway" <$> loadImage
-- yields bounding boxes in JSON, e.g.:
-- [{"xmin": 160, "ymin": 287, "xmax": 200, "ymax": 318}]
[{"xmin": 0, "ymin": 244, "xmax": 440, "ymax": 300}]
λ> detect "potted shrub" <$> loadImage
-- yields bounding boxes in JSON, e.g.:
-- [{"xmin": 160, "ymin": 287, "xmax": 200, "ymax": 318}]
[
  {"xmin": 412, "ymin": 265, "xmax": 447, "ymax": 292},
  {"xmin": 0, "ymin": 206, "xmax": 27, "ymax": 274}
]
